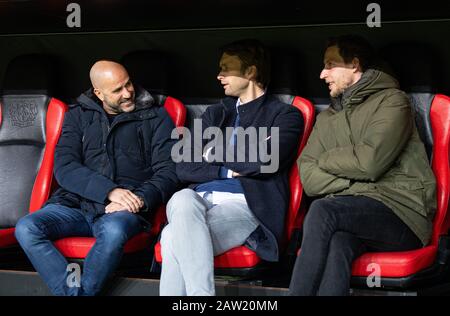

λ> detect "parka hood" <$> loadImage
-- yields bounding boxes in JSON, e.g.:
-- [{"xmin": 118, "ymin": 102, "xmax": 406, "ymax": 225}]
[
  {"xmin": 331, "ymin": 69, "xmax": 400, "ymax": 111},
  {"xmin": 75, "ymin": 85, "xmax": 155, "ymax": 112}
]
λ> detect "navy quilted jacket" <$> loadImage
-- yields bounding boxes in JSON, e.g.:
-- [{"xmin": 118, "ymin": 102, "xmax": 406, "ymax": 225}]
[{"xmin": 46, "ymin": 87, "xmax": 179, "ymax": 220}]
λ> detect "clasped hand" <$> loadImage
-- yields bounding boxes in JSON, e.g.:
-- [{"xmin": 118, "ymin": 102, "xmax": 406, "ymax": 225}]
[{"xmin": 105, "ymin": 188, "xmax": 144, "ymax": 214}]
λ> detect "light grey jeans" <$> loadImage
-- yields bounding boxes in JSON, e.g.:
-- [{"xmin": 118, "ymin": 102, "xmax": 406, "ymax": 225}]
[{"xmin": 159, "ymin": 188, "xmax": 259, "ymax": 296}]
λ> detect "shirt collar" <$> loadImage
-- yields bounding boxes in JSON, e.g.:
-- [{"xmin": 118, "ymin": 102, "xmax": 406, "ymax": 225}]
[
  {"xmin": 235, "ymin": 93, "xmax": 266, "ymax": 113},
  {"xmin": 235, "ymin": 98, "xmax": 242, "ymax": 113}
]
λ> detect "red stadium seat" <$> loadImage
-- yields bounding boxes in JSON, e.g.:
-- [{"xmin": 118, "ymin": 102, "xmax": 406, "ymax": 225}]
[
  {"xmin": 0, "ymin": 54, "xmax": 67, "ymax": 249},
  {"xmin": 351, "ymin": 94, "xmax": 450, "ymax": 287},
  {"xmin": 346, "ymin": 42, "xmax": 450, "ymax": 289},
  {"xmin": 154, "ymin": 96, "xmax": 315, "ymax": 272},
  {"xmin": 54, "ymin": 51, "xmax": 186, "ymax": 260},
  {"xmin": 53, "ymin": 95, "xmax": 185, "ymax": 259}
]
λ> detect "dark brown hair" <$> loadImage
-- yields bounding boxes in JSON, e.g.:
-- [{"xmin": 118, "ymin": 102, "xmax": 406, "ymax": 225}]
[
  {"xmin": 219, "ymin": 39, "xmax": 271, "ymax": 88},
  {"xmin": 327, "ymin": 35, "xmax": 376, "ymax": 72}
]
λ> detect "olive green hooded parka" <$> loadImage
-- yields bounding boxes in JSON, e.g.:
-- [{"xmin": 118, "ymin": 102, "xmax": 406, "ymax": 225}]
[{"xmin": 299, "ymin": 69, "xmax": 436, "ymax": 245}]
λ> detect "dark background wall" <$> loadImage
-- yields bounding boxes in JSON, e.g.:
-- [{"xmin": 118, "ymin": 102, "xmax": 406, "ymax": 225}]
[{"xmin": 0, "ymin": 1, "xmax": 449, "ymax": 104}]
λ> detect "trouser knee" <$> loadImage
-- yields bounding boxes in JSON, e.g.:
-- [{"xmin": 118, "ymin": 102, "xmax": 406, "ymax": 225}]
[
  {"xmin": 304, "ymin": 199, "xmax": 338, "ymax": 228},
  {"xmin": 166, "ymin": 189, "xmax": 207, "ymax": 223},
  {"xmin": 15, "ymin": 215, "xmax": 45, "ymax": 247}
]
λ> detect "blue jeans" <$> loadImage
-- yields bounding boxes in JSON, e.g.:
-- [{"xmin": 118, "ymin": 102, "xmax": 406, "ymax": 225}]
[
  {"xmin": 15, "ymin": 204, "xmax": 145, "ymax": 296},
  {"xmin": 288, "ymin": 195, "xmax": 422, "ymax": 296}
]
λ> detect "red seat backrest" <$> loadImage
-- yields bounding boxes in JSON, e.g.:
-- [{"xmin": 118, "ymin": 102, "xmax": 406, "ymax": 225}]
[
  {"xmin": 163, "ymin": 96, "xmax": 186, "ymax": 133},
  {"xmin": 149, "ymin": 95, "xmax": 186, "ymax": 237},
  {"xmin": 429, "ymin": 94, "xmax": 450, "ymax": 245},
  {"xmin": 29, "ymin": 98, "xmax": 67, "ymax": 212},
  {"xmin": 284, "ymin": 96, "xmax": 315, "ymax": 244}
]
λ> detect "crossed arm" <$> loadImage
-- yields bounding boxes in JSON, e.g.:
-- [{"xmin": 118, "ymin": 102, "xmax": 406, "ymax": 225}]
[
  {"xmin": 176, "ymin": 105, "xmax": 303, "ymax": 182},
  {"xmin": 300, "ymin": 93, "xmax": 412, "ymax": 196}
]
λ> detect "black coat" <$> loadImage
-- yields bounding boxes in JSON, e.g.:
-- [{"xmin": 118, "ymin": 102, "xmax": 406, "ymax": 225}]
[
  {"xmin": 176, "ymin": 94, "xmax": 304, "ymax": 261},
  {"xmin": 47, "ymin": 87, "xmax": 179, "ymax": 221}
]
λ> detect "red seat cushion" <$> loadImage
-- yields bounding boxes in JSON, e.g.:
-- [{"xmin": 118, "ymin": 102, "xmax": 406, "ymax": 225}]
[
  {"xmin": 351, "ymin": 246, "xmax": 437, "ymax": 277},
  {"xmin": 155, "ymin": 243, "xmax": 261, "ymax": 268},
  {"xmin": 213, "ymin": 246, "xmax": 261, "ymax": 268},
  {"xmin": 0, "ymin": 228, "xmax": 16, "ymax": 248},
  {"xmin": 54, "ymin": 197, "xmax": 167, "ymax": 259},
  {"xmin": 54, "ymin": 231, "xmax": 153, "ymax": 259}
]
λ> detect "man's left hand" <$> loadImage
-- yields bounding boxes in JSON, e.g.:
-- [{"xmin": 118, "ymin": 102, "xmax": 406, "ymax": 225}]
[{"xmin": 105, "ymin": 201, "xmax": 139, "ymax": 214}]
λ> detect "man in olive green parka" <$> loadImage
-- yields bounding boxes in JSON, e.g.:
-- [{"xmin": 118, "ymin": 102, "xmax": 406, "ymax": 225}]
[{"xmin": 288, "ymin": 35, "xmax": 436, "ymax": 296}]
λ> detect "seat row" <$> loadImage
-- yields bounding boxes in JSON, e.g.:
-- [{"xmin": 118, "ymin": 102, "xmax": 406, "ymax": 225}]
[{"xmin": 0, "ymin": 47, "xmax": 449, "ymax": 291}]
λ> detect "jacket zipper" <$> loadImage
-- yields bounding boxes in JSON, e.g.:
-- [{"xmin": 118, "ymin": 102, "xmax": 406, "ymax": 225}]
[
  {"xmin": 137, "ymin": 128, "xmax": 147, "ymax": 165},
  {"xmin": 104, "ymin": 112, "xmax": 151, "ymax": 176},
  {"xmin": 343, "ymin": 108, "xmax": 356, "ymax": 147}
]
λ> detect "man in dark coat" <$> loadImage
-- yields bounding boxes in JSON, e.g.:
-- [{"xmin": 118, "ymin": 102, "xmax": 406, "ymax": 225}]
[
  {"xmin": 15, "ymin": 60, "xmax": 179, "ymax": 295},
  {"xmin": 288, "ymin": 35, "xmax": 436, "ymax": 296},
  {"xmin": 159, "ymin": 39, "xmax": 304, "ymax": 295}
]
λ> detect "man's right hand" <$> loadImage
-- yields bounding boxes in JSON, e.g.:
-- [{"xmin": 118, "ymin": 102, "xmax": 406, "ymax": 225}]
[
  {"xmin": 232, "ymin": 171, "xmax": 242, "ymax": 177},
  {"xmin": 107, "ymin": 188, "xmax": 143, "ymax": 213}
]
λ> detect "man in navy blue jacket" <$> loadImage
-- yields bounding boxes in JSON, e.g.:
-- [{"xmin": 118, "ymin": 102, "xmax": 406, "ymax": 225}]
[
  {"xmin": 159, "ymin": 39, "xmax": 304, "ymax": 295},
  {"xmin": 15, "ymin": 60, "xmax": 178, "ymax": 295}
]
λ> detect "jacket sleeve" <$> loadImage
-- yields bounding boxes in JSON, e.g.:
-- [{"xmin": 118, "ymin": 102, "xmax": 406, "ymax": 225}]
[
  {"xmin": 222, "ymin": 106, "xmax": 303, "ymax": 178},
  {"xmin": 176, "ymin": 106, "xmax": 223, "ymax": 184},
  {"xmin": 317, "ymin": 92, "xmax": 413, "ymax": 182},
  {"xmin": 299, "ymin": 118, "xmax": 351, "ymax": 197},
  {"xmin": 54, "ymin": 109, "xmax": 118, "ymax": 204},
  {"xmin": 133, "ymin": 109, "xmax": 180, "ymax": 212}
]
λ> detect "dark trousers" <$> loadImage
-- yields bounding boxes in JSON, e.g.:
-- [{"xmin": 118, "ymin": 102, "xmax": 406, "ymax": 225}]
[{"xmin": 288, "ymin": 195, "xmax": 422, "ymax": 296}]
